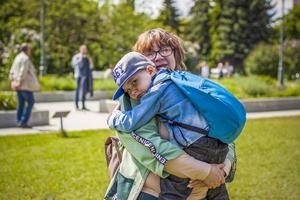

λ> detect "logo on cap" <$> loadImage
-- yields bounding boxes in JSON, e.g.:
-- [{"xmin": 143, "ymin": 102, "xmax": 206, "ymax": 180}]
[{"xmin": 112, "ymin": 63, "xmax": 124, "ymax": 84}]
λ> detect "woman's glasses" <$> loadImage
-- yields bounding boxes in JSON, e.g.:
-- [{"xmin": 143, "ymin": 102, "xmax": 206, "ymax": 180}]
[{"xmin": 145, "ymin": 46, "xmax": 173, "ymax": 60}]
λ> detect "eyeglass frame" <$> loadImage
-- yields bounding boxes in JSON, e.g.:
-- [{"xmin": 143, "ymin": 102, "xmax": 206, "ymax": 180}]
[{"xmin": 145, "ymin": 46, "xmax": 174, "ymax": 60}]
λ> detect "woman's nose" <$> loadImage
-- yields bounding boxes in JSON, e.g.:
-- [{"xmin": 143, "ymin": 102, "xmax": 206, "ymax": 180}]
[{"xmin": 154, "ymin": 52, "xmax": 163, "ymax": 61}]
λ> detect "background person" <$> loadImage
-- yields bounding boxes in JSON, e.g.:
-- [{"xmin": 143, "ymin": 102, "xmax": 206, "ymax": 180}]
[
  {"xmin": 9, "ymin": 43, "xmax": 40, "ymax": 128},
  {"xmin": 200, "ymin": 61, "xmax": 210, "ymax": 78},
  {"xmin": 71, "ymin": 44, "xmax": 93, "ymax": 110}
]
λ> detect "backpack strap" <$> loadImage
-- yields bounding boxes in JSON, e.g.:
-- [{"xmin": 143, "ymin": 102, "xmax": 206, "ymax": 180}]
[{"xmin": 158, "ymin": 115, "xmax": 209, "ymax": 136}]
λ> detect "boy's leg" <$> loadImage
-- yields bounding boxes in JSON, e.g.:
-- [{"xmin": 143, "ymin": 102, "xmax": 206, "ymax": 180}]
[
  {"xmin": 184, "ymin": 136, "xmax": 229, "ymax": 200},
  {"xmin": 138, "ymin": 192, "xmax": 158, "ymax": 200},
  {"xmin": 159, "ymin": 175, "xmax": 192, "ymax": 200}
]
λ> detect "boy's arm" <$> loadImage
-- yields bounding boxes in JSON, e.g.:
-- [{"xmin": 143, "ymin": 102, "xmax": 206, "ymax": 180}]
[{"xmin": 108, "ymin": 83, "xmax": 166, "ymax": 132}]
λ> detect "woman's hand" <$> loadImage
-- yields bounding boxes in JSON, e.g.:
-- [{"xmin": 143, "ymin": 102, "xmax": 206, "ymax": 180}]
[
  {"xmin": 202, "ymin": 163, "xmax": 225, "ymax": 189},
  {"xmin": 187, "ymin": 180, "xmax": 206, "ymax": 188}
]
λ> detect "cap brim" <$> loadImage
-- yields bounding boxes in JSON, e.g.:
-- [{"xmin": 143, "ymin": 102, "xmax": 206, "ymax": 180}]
[{"xmin": 112, "ymin": 87, "xmax": 124, "ymax": 100}]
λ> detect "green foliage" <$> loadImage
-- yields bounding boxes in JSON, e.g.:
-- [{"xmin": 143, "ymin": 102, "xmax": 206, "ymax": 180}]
[
  {"xmin": 244, "ymin": 41, "xmax": 300, "ymax": 79},
  {"xmin": 1, "ymin": 117, "xmax": 300, "ymax": 199},
  {"xmin": 216, "ymin": 75, "xmax": 300, "ymax": 99},
  {"xmin": 157, "ymin": 0, "xmax": 181, "ymax": 34},
  {"xmin": 284, "ymin": 5, "xmax": 300, "ymax": 40},
  {"xmin": 0, "ymin": 0, "xmax": 164, "ymax": 78},
  {"xmin": 244, "ymin": 43, "xmax": 278, "ymax": 78},
  {"xmin": 0, "ymin": 92, "xmax": 17, "ymax": 110},
  {"xmin": 93, "ymin": 78, "xmax": 117, "ymax": 91},
  {"xmin": 187, "ymin": 0, "xmax": 211, "ymax": 61},
  {"xmin": 38, "ymin": 74, "xmax": 117, "ymax": 92},
  {"xmin": 39, "ymin": 74, "xmax": 75, "ymax": 91},
  {"xmin": 209, "ymin": 0, "xmax": 274, "ymax": 72}
]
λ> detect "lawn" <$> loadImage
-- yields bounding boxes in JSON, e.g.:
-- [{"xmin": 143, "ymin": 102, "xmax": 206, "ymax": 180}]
[{"xmin": 0, "ymin": 117, "xmax": 299, "ymax": 200}]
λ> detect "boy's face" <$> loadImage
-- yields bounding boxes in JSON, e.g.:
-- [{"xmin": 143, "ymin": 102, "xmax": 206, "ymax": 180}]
[{"xmin": 122, "ymin": 65, "xmax": 156, "ymax": 100}]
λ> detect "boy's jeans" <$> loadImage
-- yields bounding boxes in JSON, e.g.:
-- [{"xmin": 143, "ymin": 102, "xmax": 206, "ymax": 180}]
[
  {"xmin": 159, "ymin": 136, "xmax": 229, "ymax": 200},
  {"xmin": 16, "ymin": 90, "xmax": 35, "ymax": 125}
]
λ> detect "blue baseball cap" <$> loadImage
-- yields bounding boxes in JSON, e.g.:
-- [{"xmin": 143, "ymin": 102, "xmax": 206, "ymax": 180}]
[{"xmin": 112, "ymin": 52, "xmax": 155, "ymax": 100}]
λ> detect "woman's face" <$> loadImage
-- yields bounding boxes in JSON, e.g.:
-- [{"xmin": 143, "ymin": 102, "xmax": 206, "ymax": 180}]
[{"xmin": 145, "ymin": 43, "xmax": 176, "ymax": 71}]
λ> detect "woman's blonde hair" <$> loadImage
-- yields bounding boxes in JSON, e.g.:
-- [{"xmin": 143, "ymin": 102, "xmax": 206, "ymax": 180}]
[{"xmin": 133, "ymin": 28, "xmax": 186, "ymax": 70}]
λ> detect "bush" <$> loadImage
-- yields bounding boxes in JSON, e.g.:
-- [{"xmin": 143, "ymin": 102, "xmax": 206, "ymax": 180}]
[
  {"xmin": 0, "ymin": 92, "xmax": 17, "ymax": 111},
  {"xmin": 244, "ymin": 43, "xmax": 279, "ymax": 78},
  {"xmin": 39, "ymin": 74, "xmax": 75, "ymax": 91},
  {"xmin": 245, "ymin": 41, "xmax": 300, "ymax": 80}
]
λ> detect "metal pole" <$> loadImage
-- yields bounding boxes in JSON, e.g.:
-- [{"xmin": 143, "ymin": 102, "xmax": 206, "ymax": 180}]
[
  {"xmin": 39, "ymin": 0, "xmax": 46, "ymax": 76},
  {"xmin": 278, "ymin": 0, "xmax": 285, "ymax": 88},
  {"xmin": 59, "ymin": 113, "xmax": 67, "ymax": 137}
]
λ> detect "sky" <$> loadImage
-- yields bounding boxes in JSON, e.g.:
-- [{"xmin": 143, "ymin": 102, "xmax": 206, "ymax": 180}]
[{"xmin": 99, "ymin": 0, "xmax": 294, "ymax": 19}]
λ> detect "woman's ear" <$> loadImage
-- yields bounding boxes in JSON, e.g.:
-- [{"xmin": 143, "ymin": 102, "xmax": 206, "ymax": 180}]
[{"xmin": 146, "ymin": 65, "xmax": 157, "ymax": 75}]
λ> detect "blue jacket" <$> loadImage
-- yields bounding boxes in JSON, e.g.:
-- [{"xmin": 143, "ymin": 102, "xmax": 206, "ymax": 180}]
[{"xmin": 109, "ymin": 69, "xmax": 209, "ymax": 147}]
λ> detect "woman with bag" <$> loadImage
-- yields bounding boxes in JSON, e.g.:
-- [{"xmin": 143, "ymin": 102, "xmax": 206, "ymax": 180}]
[
  {"xmin": 9, "ymin": 43, "xmax": 40, "ymax": 128},
  {"xmin": 105, "ymin": 29, "xmax": 236, "ymax": 200}
]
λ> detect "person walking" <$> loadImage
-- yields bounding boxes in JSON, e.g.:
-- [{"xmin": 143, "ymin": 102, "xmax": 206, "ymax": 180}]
[
  {"xmin": 9, "ymin": 43, "xmax": 40, "ymax": 128},
  {"xmin": 71, "ymin": 45, "xmax": 93, "ymax": 110}
]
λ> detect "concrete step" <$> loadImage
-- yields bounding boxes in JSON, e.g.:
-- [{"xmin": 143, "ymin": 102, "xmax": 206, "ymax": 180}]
[{"xmin": 0, "ymin": 110, "xmax": 49, "ymax": 128}]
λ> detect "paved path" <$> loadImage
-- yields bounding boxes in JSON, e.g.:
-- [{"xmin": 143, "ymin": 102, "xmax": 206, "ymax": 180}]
[
  {"xmin": 0, "ymin": 101, "xmax": 300, "ymax": 136},
  {"xmin": 0, "ymin": 101, "xmax": 109, "ymax": 136}
]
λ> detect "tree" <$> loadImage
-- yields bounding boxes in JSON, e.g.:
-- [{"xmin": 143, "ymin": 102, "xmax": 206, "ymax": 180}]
[
  {"xmin": 0, "ymin": 0, "xmax": 163, "ymax": 78},
  {"xmin": 158, "ymin": 0, "xmax": 181, "ymax": 34},
  {"xmin": 210, "ymin": 0, "xmax": 274, "ymax": 73},
  {"xmin": 284, "ymin": 5, "xmax": 300, "ymax": 40},
  {"xmin": 187, "ymin": 0, "xmax": 212, "ymax": 61}
]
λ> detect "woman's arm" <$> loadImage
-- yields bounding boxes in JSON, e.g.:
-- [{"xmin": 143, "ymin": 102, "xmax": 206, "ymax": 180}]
[
  {"xmin": 116, "ymin": 95, "xmax": 225, "ymax": 188},
  {"xmin": 116, "ymin": 94, "xmax": 184, "ymax": 178}
]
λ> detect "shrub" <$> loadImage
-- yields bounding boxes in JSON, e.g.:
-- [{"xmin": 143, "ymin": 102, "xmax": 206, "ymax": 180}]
[
  {"xmin": 245, "ymin": 41, "xmax": 300, "ymax": 80},
  {"xmin": 244, "ymin": 43, "xmax": 278, "ymax": 78},
  {"xmin": 239, "ymin": 76, "xmax": 275, "ymax": 97},
  {"xmin": 39, "ymin": 74, "xmax": 75, "ymax": 91},
  {"xmin": 0, "ymin": 92, "xmax": 17, "ymax": 111}
]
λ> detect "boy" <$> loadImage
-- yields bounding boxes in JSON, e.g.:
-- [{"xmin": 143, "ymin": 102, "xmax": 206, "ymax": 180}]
[{"xmin": 108, "ymin": 52, "xmax": 229, "ymax": 200}]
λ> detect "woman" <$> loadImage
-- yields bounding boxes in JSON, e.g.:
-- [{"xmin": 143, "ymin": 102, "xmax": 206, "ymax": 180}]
[{"xmin": 104, "ymin": 28, "xmax": 236, "ymax": 200}]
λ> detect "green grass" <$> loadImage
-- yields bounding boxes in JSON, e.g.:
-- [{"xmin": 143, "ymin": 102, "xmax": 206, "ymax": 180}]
[
  {"xmin": 0, "ymin": 129, "xmax": 114, "ymax": 200},
  {"xmin": 228, "ymin": 116, "xmax": 300, "ymax": 199},
  {"xmin": 0, "ymin": 117, "xmax": 299, "ymax": 199}
]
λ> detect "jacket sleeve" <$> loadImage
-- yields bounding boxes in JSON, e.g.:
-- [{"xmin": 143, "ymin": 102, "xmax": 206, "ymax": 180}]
[
  {"xmin": 116, "ymin": 94, "xmax": 184, "ymax": 178},
  {"xmin": 110, "ymin": 83, "xmax": 165, "ymax": 132}
]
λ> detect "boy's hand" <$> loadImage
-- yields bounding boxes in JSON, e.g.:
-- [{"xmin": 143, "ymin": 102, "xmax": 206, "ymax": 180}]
[
  {"xmin": 203, "ymin": 163, "xmax": 225, "ymax": 189},
  {"xmin": 106, "ymin": 103, "xmax": 121, "ymax": 124}
]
